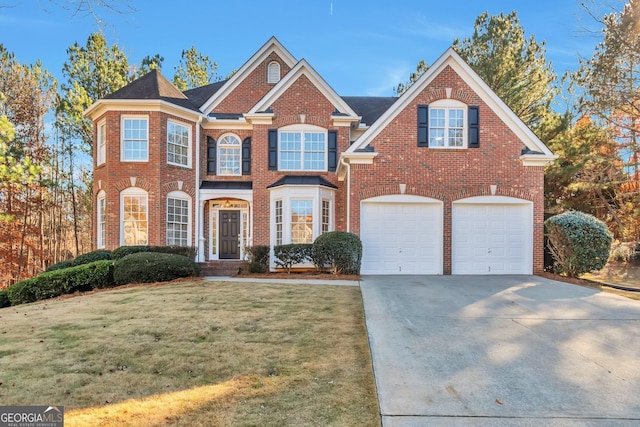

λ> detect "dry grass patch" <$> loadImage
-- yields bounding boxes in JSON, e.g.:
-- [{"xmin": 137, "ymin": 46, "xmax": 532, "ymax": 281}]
[{"xmin": 0, "ymin": 280, "xmax": 379, "ymax": 426}]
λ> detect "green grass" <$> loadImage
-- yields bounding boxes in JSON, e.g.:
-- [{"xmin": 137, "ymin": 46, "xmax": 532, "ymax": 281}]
[{"xmin": 0, "ymin": 279, "xmax": 380, "ymax": 426}]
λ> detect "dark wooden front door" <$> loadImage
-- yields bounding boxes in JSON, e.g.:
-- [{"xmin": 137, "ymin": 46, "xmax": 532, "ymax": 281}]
[{"xmin": 220, "ymin": 210, "xmax": 240, "ymax": 259}]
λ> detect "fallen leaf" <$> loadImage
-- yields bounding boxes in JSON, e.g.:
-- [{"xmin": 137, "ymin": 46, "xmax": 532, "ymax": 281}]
[{"xmin": 496, "ymin": 399, "xmax": 503, "ymax": 405}]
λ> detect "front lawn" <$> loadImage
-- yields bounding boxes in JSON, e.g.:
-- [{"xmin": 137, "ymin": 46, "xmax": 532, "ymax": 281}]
[{"xmin": 0, "ymin": 279, "xmax": 380, "ymax": 426}]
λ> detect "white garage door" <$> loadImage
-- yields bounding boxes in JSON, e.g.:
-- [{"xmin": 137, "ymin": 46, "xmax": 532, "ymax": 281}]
[
  {"xmin": 452, "ymin": 197, "xmax": 532, "ymax": 275},
  {"xmin": 360, "ymin": 195, "xmax": 443, "ymax": 274}
]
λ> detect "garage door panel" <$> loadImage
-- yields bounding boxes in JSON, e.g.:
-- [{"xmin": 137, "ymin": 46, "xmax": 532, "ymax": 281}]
[
  {"xmin": 361, "ymin": 200, "xmax": 442, "ymax": 275},
  {"xmin": 453, "ymin": 202, "xmax": 532, "ymax": 275}
]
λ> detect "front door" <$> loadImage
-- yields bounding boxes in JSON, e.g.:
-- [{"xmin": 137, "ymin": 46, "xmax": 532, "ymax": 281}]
[{"xmin": 219, "ymin": 210, "xmax": 240, "ymax": 259}]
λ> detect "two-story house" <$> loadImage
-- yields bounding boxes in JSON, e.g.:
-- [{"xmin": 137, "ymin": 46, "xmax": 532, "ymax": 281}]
[{"xmin": 84, "ymin": 37, "xmax": 555, "ymax": 275}]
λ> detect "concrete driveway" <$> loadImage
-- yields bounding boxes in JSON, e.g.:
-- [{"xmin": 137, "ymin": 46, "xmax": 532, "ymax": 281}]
[{"xmin": 360, "ymin": 275, "xmax": 640, "ymax": 426}]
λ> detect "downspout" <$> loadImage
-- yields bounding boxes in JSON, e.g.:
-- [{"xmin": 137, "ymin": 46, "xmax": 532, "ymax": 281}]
[
  {"xmin": 340, "ymin": 156, "xmax": 351, "ymax": 232},
  {"xmin": 194, "ymin": 115, "xmax": 203, "ymax": 262}
]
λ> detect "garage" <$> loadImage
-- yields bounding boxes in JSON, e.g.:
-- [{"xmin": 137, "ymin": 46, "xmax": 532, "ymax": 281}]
[
  {"xmin": 360, "ymin": 195, "xmax": 443, "ymax": 274},
  {"xmin": 452, "ymin": 196, "xmax": 533, "ymax": 275}
]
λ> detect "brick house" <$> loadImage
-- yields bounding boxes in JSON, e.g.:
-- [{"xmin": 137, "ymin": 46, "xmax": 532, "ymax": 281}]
[{"xmin": 84, "ymin": 37, "xmax": 555, "ymax": 275}]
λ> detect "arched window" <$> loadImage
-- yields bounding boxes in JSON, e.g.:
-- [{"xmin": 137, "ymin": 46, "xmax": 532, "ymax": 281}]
[
  {"xmin": 267, "ymin": 61, "xmax": 281, "ymax": 84},
  {"xmin": 218, "ymin": 134, "xmax": 241, "ymax": 175},
  {"xmin": 167, "ymin": 191, "xmax": 191, "ymax": 247},
  {"xmin": 428, "ymin": 99, "xmax": 467, "ymax": 148},
  {"xmin": 120, "ymin": 187, "xmax": 148, "ymax": 245}
]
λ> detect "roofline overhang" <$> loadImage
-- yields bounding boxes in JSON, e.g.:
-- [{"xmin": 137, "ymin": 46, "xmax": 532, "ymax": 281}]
[
  {"xmin": 519, "ymin": 154, "xmax": 558, "ymax": 167},
  {"xmin": 337, "ymin": 151, "xmax": 379, "ymax": 180},
  {"xmin": 84, "ymin": 99, "xmax": 202, "ymax": 122}
]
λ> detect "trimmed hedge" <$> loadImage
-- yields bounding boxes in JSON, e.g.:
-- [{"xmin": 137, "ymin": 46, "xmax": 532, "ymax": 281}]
[
  {"xmin": 113, "ymin": 252, "xmax": 200, "ymax": 285},
  {"xmin": 111, "ymin": 245, "xmax": 197, "ymax": 260},
  {"xmin": 545, "ymin": 211, "xmax": 613, "ymax": 277},
  {"xmin": 244, "ymin": 245, "xmax": 270, "ymax": 273},
  {"xmin": 7, "ymin": 260, "xmax": 114, "ymax": 306},
  {"xmin": 273, "ymin": 244, "xmax": 312, "ymax": 273},
  {"xmin": 46, "ymin": 249, "xmax": 112, "ymax": 272},
  {"xmin": 45, "ymin": 259, "xmax": 75, "ymax": 272},
  {"xmin": 312, "ymin": 231, "xmax": 362, "ymax": 275},
  {"xmin": 0, "ymin": 290, "xmax": 11, "ymax": 308}
]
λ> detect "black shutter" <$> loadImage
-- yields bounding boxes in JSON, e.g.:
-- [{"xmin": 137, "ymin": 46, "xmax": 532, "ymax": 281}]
[
  {"xmin": 207, "ymin": 136, "xmax": 216, "ymax": 174},
  {"xmin": 242, "ymin": 137, "xmax": 251, "ymax": 175},
  {"xmin": 268, "ymin": 129, "xmax": 278, "ymax": 170},
  {"xmin": 468, "ymin": 106, "xmax": 480, "ymax": 148},
  {"xmin": 417, "ymin": 105, "xmax": 429, "ymax": 147},
  {"xmin": 328, "ymin": 130, "xmax": 338, "ymax": 172}
]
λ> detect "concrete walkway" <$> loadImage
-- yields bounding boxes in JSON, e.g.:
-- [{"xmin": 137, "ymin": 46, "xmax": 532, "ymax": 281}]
[{"xmin": 360, "ymin": 275, "xmax": 640, "ymax": 426}]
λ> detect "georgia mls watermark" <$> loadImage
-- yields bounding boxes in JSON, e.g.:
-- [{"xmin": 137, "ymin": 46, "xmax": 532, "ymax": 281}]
[{"xmin": 0, "ymin": 406, "xmax": 64, "ymax": 427}]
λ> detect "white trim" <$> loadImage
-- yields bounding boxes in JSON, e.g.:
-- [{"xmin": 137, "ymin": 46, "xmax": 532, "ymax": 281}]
[
  {"xmin": 363, "ymin": 194, "xmax": 441, "ymax": 204},
  {"xmin": 85, "ymin": 99, "xmax": 201, "ymax": 122},
  {"xmin": 452, "ymin": 195, "xmax": 533, "ymax": 205},
  {"xmin": 428, "ymin": 99, "xmax": 467, "ymax": 149},
  {"xmin": 166, "ymin": 191, "xmax": 192, "ymax": 247},
  {"xmin": 345, "ymin": 48, "xmax": 555, "ymax": 160},
  {"xmin": 207, "ymin": 200, "xmax": 250, "ymax": 261},
  {"xmin": 166, "ymin": 120, "xmax": 192, "ymax": 168},
  {"xmin": 121, "ymin": 115, "xmax": 149, "ymax": 162}
]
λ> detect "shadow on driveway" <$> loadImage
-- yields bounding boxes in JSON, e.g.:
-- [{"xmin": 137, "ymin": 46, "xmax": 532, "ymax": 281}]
[{"xmin": 360, "ymin": 275, "xmax": 640, "ymax": 426}]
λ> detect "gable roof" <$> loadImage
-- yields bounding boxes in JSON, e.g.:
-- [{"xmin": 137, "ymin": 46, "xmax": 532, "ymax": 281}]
[
  {"xmin": 104, "ymin": 69, "xmax": 199, "ymax": 112},
  {"xmin": 344, "ymin": 48, "xmax": 556, "ymax": 161},
  {"xmin": 200, "ymin": 37, "xmax": 298, "ymax": 114},
  {"xmin": 248, "ymin": 58, "xmax": 360, "ymax": 120}
]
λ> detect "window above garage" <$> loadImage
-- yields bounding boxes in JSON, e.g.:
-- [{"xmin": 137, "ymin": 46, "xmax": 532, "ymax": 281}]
[{"xmin": 417, "ymin": 100, "xmax": 479, "ymax": 149}]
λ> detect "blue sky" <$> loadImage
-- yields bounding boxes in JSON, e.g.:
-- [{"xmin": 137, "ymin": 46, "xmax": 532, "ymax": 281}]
[{"xmin": 1, "ymin": 0, "xmax": 602, "ymax": 99}]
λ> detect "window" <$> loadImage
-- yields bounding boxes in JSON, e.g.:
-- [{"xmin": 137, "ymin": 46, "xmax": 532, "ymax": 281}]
[
  {"xmin": 322, "ymin": 200, "xmax": 330, "ymax": 234},
  {"xmin": 122, "ymin": 117, "xmax": 148, "ymax": 161},
  {"xmin": 97, "ymin": 191, "xmax": 106, "ymax": 248},
  {"xmin": 97, "ymin": 121, "xmax": 106, "ymax": 165},
  {"xmin": 279, "ymin": 127, "xmax": 327, "ymax": 171},
  {"xmin": 121, "ymin": 188, "xmax": 148, "ymax": 245},
  {"xmin": 211, "ymin": 212, "xmax": 217, "ymax": 255},
  {"xmin": 429, "ymin": 107, "xmax": 464, "ymax": 148},
  {"xmin": 291, "ymin": 200, "xmax": 313, "ymax": 244},
  {"xmin": 167, "ymin": 121, "xmax": 190, "ymax": 167},
  {"xmin": 267, "ymin": 61, "xmax": 281, "ymax": 84},
  {"xmin": 218, "ymin": 134, "xmax": 241, "ymax": 175},
  {"xmin": 275, "ymin": 200, "xmax": 283, "ymax": 246},
  {"xmin": 270, "ymin": 186, "xmax": 335, "ymax": 251},
  {"xmin": 167, "ymin": 194, "xmax": 190, "ymax": 246}
]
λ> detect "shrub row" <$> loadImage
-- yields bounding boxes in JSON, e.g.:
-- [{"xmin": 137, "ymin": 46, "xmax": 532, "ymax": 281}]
[
  {"xmin": 111, "ymin": 245, "xmax": 196, "ymax": 260},
  {"xmin": 3, "ymin": 251, "xmax": 201, "ymax": 308},
  {"xmin": 8, "ymin": 260, "xmax": 114, "ymax": 306},
  {"xmin": 46, "ymin": 249, "xmax": 113, "ymax": 272},
  {"xmin": 244, "ymin": 245, "xmax": 270, "ymax": 273},
  {"xmin": 113, "ymin": 252, "xmax": 200, "ymax": 285},
  {"xmin": 269, "ymin": 231, "xmax": 363, "ymax": 275}
]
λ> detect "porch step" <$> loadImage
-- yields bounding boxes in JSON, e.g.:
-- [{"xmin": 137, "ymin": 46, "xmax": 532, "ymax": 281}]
[{"xmin": 200, "ymin": 260, "xmax": 244, "ymax": 277}]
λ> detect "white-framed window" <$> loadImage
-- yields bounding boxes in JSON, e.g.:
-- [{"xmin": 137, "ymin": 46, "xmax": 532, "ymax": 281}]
[
  {"xmin": 121, "ymin": 187, "xmax": 148, "ymax": 245},
  {"xmin": 275, "ymin": 200, "xmax": 283, "ymax": 246},
  {"xmin": 429, "ymin": 100, "xmax": 466, "ymax": 148},
  {"xmin": 322, "ymin": 200, "xmax": 331, "ymax": 234},
  {"xmin": 97, "ymin": 190, "xmax": 106, "ymax": 248},
  {"xmin": 267, "ymin": 61, "xmax": 281, "ymax": 84},
  {"xmin": 167, "ymin": 121, "xmax": 190, "ymax": 167},
  {"xmin": 210, "ymin": 211, "xmax": 217, "ymax": 256},
  {"xmin": 279, "ymin": 125, "xmax": 327, "ymax": 171},
  {"xmin": 269, "ymin": 186, "xmax": 335, "ymax": 251},
  {"xmin": 97, "ymin": 121, "xmax": 106, "ymax": 165},
  {"xmin": 166, "ymin": 191, "xmax": 191, "ymax": 247},
  {"xmin": 218, "ymin": 134, "xmax": 241, "ymax": 176},
  {"xmin": 291, "ymin": 199, "xmax": 313, "ymax": 244},
  {"xmin": 121, "ymin": 117, "xmax": 149, "ymax": 161}
]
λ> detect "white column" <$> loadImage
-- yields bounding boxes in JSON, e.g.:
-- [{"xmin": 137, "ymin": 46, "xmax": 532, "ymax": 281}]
[{"xmin": 198, "ymin": 200, "xmax": 206, "ymax": 262}]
